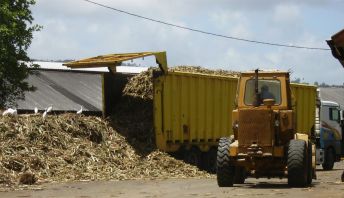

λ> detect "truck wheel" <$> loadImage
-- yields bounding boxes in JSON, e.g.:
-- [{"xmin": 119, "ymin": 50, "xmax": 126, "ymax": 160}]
[
  {"xmin": 307, "ymin": 141, "xmax": 313, "ymax": 185},
  {"xmin": 204, "ymin": 147, "xmax": 217, "ymax": 173},
  {"xmin": 234, "ymin": 166, "xmax": 246, "ymax": 184},
  {"xmin": 184, "ymin": 147, "xmax": 201, "ymax": 167},
  {"xmin": 322, "ymin": 148, "xmax": 335, "ymax": 170},
  {"xmin": 287, "ymin": 139, "xmax": 308, "ymax": 187},
  {"xmin": 217, "ymin": 137, "xmax": 235, "ymax": 187}
]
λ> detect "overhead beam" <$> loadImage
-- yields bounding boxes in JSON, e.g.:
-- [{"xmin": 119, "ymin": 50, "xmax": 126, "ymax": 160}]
[{"xmin": 63, "ymin": 51, "xmax": 168, "ymax": 74}]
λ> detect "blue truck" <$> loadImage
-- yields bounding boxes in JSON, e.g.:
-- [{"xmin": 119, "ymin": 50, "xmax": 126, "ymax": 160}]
[{"xmin": 316, "ymin": 100, "xmax": 344, "ymax": 170}]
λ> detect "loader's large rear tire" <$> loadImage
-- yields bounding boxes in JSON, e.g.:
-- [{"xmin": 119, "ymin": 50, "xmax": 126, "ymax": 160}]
[
  {"xmin": 217, "ymin": 137, "xmax": 235, "ymax": 187},
  {"xmin": 322, "ymin": 147, "xmax": 335, "ymax": 170},
  {"xmin": 287, "ymin": 139, "xmax": 308, "ymax": 187}
]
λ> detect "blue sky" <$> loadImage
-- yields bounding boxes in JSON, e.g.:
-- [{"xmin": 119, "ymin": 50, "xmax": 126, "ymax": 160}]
[{"xmin": 28, "ymin": 0, "xmax": 344, "ymax": 84}]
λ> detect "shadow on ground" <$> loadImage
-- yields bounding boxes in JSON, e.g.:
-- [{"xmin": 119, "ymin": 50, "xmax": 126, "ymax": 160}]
[
  {"xmin": 316, "ymin": 168, "xmax": 343, "ymax": 172},
  {"xmin": 239, "ymin": 181, "xmax": 317, "ymax": 189}
]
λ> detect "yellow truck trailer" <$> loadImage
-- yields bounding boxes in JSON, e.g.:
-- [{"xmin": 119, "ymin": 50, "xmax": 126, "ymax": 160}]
[{"xmin": 153, "ymin": 71, "xmax": 238, "ymax": 171}]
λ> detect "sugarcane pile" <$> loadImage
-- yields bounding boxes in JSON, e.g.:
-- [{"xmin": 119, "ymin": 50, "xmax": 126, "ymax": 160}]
[
  {"xmin": 170, "ymin": 66, "xmax": 239, "ymax": 77},
  {"xmin": 122, "ymin": 66, "xmax": 239, "ymax": 100},
  {"xmin": 0, "ymin": 114, "xmax": 211, "ymax": 191}
]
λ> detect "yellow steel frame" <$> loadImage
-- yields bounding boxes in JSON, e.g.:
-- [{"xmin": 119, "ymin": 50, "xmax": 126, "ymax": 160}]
[{"xmin": 63, "ymin": 51, "xmax": 168, "ymax": 74}]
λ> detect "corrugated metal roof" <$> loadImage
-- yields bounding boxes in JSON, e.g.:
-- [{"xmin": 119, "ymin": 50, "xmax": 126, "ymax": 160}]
[
  {"xmin": 16, "ymin": 70, "xmax": 102, "ymax": 112},
  {"xmin": 320, "ymin": 87, "xmax": 344, "ymax": 109}
]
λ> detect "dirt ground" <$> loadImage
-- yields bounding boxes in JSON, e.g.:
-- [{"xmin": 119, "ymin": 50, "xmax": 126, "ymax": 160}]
[{"xmin": 1, "ymin": 161, "xmax": 343, "ymax": 198}]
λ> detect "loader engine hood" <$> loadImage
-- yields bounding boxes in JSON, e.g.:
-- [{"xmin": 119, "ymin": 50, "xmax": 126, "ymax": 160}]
[{"xmin": 238, "ymin": 108, "xmax": 274, "ymax": 148}]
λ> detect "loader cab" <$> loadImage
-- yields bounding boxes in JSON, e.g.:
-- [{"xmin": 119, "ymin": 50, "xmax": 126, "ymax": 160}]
[
  {"xmin": 236, "ymin": 70, "xmax": 291, "ymax": 110},
  {"xmin": 244, "ymin": 79, "xmax": 281, "ymax": 105}
]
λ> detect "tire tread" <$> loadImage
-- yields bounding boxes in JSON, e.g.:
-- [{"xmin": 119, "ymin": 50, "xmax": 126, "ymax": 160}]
[{"xmin": 217, "ymin": 137, "xmax": 235, "ymax": 187}]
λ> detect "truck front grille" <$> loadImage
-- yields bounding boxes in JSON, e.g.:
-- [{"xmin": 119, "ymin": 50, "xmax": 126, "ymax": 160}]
[{"xmin": 238, "ymin": 109, "xmax": 274, "ymax": 147}]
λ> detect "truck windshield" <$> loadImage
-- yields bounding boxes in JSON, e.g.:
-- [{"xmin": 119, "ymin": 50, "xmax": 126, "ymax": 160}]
[{"xmin": 244, "ymin": 79, "xmax": 281, "ymax": 105}]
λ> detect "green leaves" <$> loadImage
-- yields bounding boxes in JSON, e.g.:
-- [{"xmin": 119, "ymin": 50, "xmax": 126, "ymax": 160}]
[{"xmin": 0, "ymin": 0, "xmax": 41, "ymax": 108}]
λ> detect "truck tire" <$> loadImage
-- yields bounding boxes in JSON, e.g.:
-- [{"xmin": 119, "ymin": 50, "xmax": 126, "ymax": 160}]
[
  {"xmin": 204, "ymin": 147, "xmax": 217, "ymax": 173},
  {"xmin": 234, "ymin": 166, "xmax": 246, "ymax": 184},
  {"xmin": 217, "ymin": 137, "xmax": 235, "ymax": 187},
  {"xmin": 322, "ymin": 148, "xmax": 335, "ymax": 170},
  {"xmin": 307, "ymin": 141, "xmax": 313, "ymax": 185},
  {"xmin": 287, "ymin": 139, "xmax": 308, "ymax": 187},
  {"xmin": 184, "ymin": 147, "xmax": 201, "ymax": 167}
]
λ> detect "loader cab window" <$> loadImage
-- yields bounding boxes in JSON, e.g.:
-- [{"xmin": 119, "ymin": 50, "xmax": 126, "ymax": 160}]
[
  {"xmin": 244, "ymin": 79, "xmax": 281, "ymax": 106},
  {"xmin": 329, "ymin": 107, "xmax": 340, "ymax": 122}
]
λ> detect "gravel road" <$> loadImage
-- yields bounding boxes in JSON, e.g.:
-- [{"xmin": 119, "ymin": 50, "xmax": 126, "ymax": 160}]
[{"xmin": 1, "ymin": 161, "xmax": 343, "ymax": 198}]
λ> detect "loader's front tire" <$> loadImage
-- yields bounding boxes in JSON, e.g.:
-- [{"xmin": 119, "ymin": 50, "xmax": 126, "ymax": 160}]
[
  {"xmin": 287, "ymin": 139, "xmax": 308, "ymax": 187},
  {"xmin": 217, "ymin": 137, "xmax": 235, "ymax": 187}
]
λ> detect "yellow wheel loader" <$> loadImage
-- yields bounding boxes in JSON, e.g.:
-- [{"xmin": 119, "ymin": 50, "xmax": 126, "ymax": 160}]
[{"xmin": 217, "ymin": 69, "xmax": 316, "ymax": 187}]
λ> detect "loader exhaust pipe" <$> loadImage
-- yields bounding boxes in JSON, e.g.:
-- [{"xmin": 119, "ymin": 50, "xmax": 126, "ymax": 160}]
[{"xmin": 253, "ymin": 69, "xmax": 260, "ymax": 107}]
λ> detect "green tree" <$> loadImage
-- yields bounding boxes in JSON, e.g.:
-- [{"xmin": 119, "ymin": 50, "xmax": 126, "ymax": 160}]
[{"xmin": 0, "ymin": 0, "xmax": 41, "ymax": 108}]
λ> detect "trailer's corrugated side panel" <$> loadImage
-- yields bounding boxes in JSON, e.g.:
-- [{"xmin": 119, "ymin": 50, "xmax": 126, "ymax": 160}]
[
  {"xmin": 290, "ymin": 83, "xmax": 317, "ymax": 135},
  {"xmin": 154, "ymin": 72, "xmax": 238, "ymax": 152}
]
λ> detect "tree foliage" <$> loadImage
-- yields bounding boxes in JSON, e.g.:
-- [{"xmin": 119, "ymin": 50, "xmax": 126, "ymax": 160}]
[{"xmin": 0, "ymin": 0, "xmax": 41, "ymax": 108}]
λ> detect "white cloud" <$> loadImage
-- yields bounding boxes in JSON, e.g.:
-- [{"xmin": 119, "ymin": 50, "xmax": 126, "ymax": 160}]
[
  {"xmin": 211, "ymin": 11, "xmax": 246, "ymax": 27},
  {"xmin": 210, "ymin": 11, "xmax": 251, "ymax": 39},
  {"xmin": 273, "ymin": 4, "xmax": 301, "ymax": 23},
  {"xmin": 229, "ymin": 24, "xmax": 251, "ymax": 39},
  {"xmin": 86, "ymin": 24, "xmax": 99, "ymax": 33}
]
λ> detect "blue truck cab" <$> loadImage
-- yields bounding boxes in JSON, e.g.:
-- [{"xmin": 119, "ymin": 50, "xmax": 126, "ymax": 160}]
[{"xmin": 316, "ymin": 100, "xmax": 343, "ymax": 170}]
